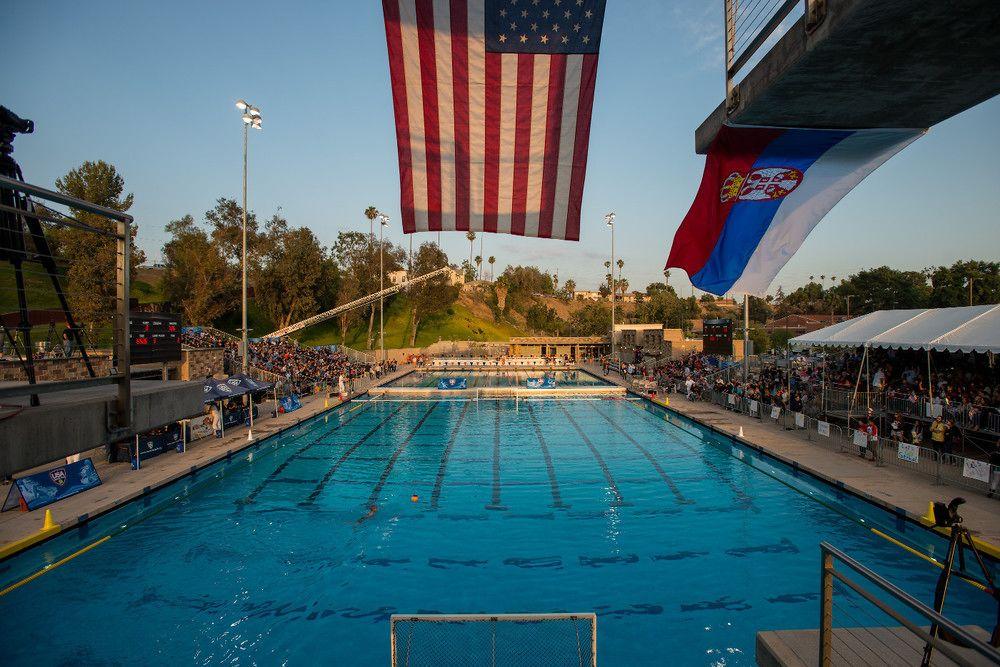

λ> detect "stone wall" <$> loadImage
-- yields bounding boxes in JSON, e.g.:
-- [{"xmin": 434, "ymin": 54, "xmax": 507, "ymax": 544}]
[
  {"xmin": 181, "ymin": 348, "xmax": 224, "ymax": 380},
  {"xmin": 0, "ymin": 353, "xmax": 114, "ymax": 382}
]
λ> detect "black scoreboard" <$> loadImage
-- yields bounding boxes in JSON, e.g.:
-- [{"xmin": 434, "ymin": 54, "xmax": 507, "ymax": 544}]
[
  {"xmin": 703, "ymin": 318, "xmax": 734, "ymax": 356},
  {"xmin": 130, "ymin": 313, "xmax": 182, "ymax": 364}
]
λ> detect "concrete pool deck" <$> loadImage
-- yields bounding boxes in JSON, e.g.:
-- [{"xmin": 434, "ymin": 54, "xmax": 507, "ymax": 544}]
[
  {"xmin": 0, "ymin": 368, "xmax": 410, "ymax": 558},
  {"xmin": 582, "ymin": 363, "xmax": 1000, "ymax": 548}
]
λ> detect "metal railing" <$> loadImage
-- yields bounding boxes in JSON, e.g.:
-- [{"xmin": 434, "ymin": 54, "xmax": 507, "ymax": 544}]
[
  {"xmin": 819, "ymin": 542, "xmax": 1000, "ymax": 666},
  {"xmin": 696, "ymin": 389, "xmax": 999, "ymax": 493},
  {"xmin": 724, "ymin": 0, "xmax": 825, "ymax": 107}
]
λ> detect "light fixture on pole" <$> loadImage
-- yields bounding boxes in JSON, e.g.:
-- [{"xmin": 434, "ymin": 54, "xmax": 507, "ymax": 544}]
[
  {"xmin": 378, "ymin": 213, "xmax": 389, "ymax": 364},
  {"xmin": 605, "ymin": 212, "xmax": 616, "ymax": 359},
  {"xmin": 235, "ymin": 99, "xmax": 262, "ymax": 380}
]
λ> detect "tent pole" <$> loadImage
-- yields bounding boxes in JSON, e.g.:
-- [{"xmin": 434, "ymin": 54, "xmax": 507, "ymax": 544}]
[
  {"xmin": 848, "ymin": 345, "xmax": 867, "ymax": 430},
  {"xmin": 821, "ymin": 347, "xmax": 827, "ymax": 416},
  {"xmin": 927, "ymin": 349, "xmax": 933, "ymax": 416}
]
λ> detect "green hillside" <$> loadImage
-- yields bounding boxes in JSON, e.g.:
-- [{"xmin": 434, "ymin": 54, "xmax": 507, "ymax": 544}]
[{"xmin": 295, "ymin": 294, "xmax": 525, "ymax": 349}]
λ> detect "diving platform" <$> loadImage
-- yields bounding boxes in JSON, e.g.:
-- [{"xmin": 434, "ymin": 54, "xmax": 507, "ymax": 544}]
[{"xmin": 696, "ymin": 0, "xmax": 1000, "ymax": 153}]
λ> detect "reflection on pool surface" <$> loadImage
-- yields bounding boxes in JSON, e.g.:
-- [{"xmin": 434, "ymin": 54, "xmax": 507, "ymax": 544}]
[
  {"xmin": 0, "ymin": 397, "xmax": 993, "ymax": 665},
  {"xmin": 384, "ymin": 369, "xmax": 612, "ymax": 388}
]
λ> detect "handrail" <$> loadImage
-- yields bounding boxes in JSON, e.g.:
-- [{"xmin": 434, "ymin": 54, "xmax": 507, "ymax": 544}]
[{"xmin": 819, "ymin": 542, "xmax": 1000, "ymax": 666}]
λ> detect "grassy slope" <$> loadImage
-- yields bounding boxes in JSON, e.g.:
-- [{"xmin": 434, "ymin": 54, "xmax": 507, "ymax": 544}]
[{"xmin": 295, "ymin": 294, "xmax": 525, "ymax": 349}]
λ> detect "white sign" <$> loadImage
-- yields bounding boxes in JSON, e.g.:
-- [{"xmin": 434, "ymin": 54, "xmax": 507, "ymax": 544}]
[
  {"xmin": 770, "ymin": 406, "xmax": 781, "ymax": 420},
  {"xmin": 727, "ymin": 393, "xmax": 736, "ymax": 406},
  {"xmin": 817, "ymin": 421, "xmax": 831, "ymax": 437},
  {"xmin": 897, "ymin": 442, "xmax": 919, "ymax": 464},
  {"xmin": 853, "ymin": 429, "xmax": 868, "ymax": 449},
  {"xmin": 795, "ymin": 412, "xmax": 805, "ymax": 428},
  {"xmin": 925, "ymin": 402, "xmax": 943, "ymax": 418},
  {"xmin": 963, "ymin": 458, "xmax": 991, "ymax": 483},
  {"xmin": 749, "ymin": 400, "xmax": 759, "ymax": 414}
]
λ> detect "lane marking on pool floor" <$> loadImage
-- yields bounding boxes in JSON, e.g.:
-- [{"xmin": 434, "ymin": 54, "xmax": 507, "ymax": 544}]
[
  {"xmin": 525, "ymin": 403, "xmax": 568, "ymax": 509},
  {"xmin": 559, "ymin": 403, "xmax": 627, "ymax": 507},
  {"xmin": 362, "ymin": 403, "xmax": 440, "ymax": 514},
  {"xmin": 430, "ymin": 402, "xmax": 472, "ymax": 510}
]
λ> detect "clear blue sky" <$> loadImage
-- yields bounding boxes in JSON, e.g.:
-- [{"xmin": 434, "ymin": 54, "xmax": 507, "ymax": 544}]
[{"xmin": 4, "ymin": 1, "xmax": 998, "ymax": 296}]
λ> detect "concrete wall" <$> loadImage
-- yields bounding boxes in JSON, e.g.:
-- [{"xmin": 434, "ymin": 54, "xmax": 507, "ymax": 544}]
[
  {"xmin": 0, "ymin": 353, "xmax": 114, "ymax": 382},
  {"xmin": 181, "ymin": 348, "xmax": 224, "ymax": 380}
]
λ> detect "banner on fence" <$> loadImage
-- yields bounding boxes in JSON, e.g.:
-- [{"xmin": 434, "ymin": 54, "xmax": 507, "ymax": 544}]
[
  {"xmin": 897, "ymin": 442, "xmax": 919, "ymax": 464},
  {"xmin": 853, "ymin": 429, "xmax": 868, "ymax": 449},
  {"xmin": 770, "ymin": 406, "xmax": 781, "ymax": 420},
  {"xmin": 727, "ymin": 394, "xmax": 736, "ymax": 406},
  {"xmin": 795, "ymin": 412, "xmax": 805, "ymax": 428},
  {"xmin": 279, "ymin": 395, "xmax": 302, "ymax": 412},
  {"xmin": 132, "ymin": 425, "xmax": 183, "ymax": 469},
  {"xmin": 3, "ymin": 458, "xmax": 102, "ymax": 511},
  {"xmin": 962, "ymin": 458, "xmax": 991, "ymax": 483},
  {"xmin": 817, "ymin": 421, "xmax": 830, "ymax": 437},
  {"xmin": 749, "ymin": 400, "xmax": 759, "ymax": 415},
  {"xmin": 437, "ymin": 377, "xmax": 468, "ymax": 390},
  {"xmin": 188, "ymin": 419, "xmax": 213, "ymax": 442}
]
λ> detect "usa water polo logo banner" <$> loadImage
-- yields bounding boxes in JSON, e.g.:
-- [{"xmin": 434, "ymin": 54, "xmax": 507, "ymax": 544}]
[
  {"xmin": 3, "ymin": 458, "xmax": 102, "ymax": 512},
  {"xmin": 437, "ymin": 377, "xmax": 468, "ymax": 390}
]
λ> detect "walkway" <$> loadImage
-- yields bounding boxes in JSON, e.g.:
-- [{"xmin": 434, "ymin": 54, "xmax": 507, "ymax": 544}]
[
  {"xmin": 0, "ymin": 368, "xmax": 409, "ymax": 555},
  {"xmin": 582, "ymin": 364, "xmax": 1000, "ymax": 547}
]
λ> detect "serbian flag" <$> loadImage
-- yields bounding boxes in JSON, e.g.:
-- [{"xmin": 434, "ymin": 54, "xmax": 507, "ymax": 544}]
[
  {"xmin": 666, "ymin": 125, "xmax": 923, "ymax": 296},
  {"xmin": 382, "ymin": 0, "xmax": 607, "ymax": 240}
]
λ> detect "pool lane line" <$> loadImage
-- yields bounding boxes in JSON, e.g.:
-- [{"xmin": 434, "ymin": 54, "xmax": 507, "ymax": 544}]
[
  {"xmin": 621, "ymin": 399, "xmax": 755, "ymax": 509},
  {"xmin": 486, "ymin": 399, "xmax": 506, "ymax": 510},
  {"xmin": 0, "ymin": 535, "xmax": 112, "ymax": 598},
  {"xmin": 300, "ymin": 403, "xmax": 409, "ymax": 505},
  {"xmin": 557, "ymin": 403, "xmax": 626, "ymax": 507},
  {"xmin": 590, "ymin": 403, "xmax": 692, "ymax": 505},
  {"xmin": 525, "ymin": 403, "xmax": 567, "ymax": 509},
  {"xmin": 238, "ymin": 399, "xmax": 380, "ymax": 505},
  {"xmin": 362, "ymin": 403, "xmax": 440, "ymax": 510},
  {"xmin": 430, "ymin": 402, "xmax": 472, "ymax": 510}
]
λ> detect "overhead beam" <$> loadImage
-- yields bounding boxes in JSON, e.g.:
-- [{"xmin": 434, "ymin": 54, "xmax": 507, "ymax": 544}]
[{"xmin": 697, "ymin": 0, "xmax": 1000, "ymax": 153}]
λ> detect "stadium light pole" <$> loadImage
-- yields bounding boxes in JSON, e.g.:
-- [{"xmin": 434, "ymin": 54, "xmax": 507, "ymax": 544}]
[
  {"xmin": 379, "ymin": 213, "xmax": 389, "ymax": 363},
  {"xmin": 605, "ymin": 212, "xmax": 616, "ymax": 359},
  {"xmin": 236, "ymin": 99, "xmax": 262, "ymax": 375}
]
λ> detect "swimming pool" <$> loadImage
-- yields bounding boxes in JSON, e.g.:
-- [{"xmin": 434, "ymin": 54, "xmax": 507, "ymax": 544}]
[
  {"xmin": 0, "ymin": 396, "xmax": 994, "ymax": 665},
  {"xmin": 384, "ymin": 369, "xmax": 612, "ymax": 388}
]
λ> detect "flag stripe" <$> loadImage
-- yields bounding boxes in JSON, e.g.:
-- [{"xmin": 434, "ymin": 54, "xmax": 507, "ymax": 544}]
[
  {"xmin": 510, "ymin": 53, "xmax": 535, "ymax": 237},
  {"xmin": 450, "ymin": 0, "xmax": 470, "ymax": 231},
  {"xmin": 537, "ymin": 55, "xmax": 566, "ymax": 239},
  {"xmin": 565, "ymin": 53, "xmax": 599, "ymax": 242},
  {"xmin": 549, "ymin": 54, "xmax": 583, "ymax": 241},
  {"xmin": 466, "ymin": 2, "xmax": 486, "ymax": 232},
  {"xmin": 400, "ymin": 1, "xmax": 428, "ymax": 233},
  {"xmin": 497, "ymin": 53, "xmax": 518, "ymax": 234},
  {"xmin": 432, "ymin": 0, "xmax": 455, "ymax": 232},
  {"xmin": 416, "ymin": 1, "xmax": 442, "ymax": 233},
  {"xmin": 483, "ymin": 51, "xmax": 501, "ymax": 233},
  {"xmin": 383, "ymin": 0, "xmax": 415, "ymax": 232},
  {"xmin": 524, "ymin": 55, "xmax": 551, "ymax": 238}
]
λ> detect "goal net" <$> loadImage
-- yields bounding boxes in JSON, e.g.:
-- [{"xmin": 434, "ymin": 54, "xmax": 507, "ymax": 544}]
[{"xmin": 390, "ymin": 613, "xmax": 597, "ymax": 667}]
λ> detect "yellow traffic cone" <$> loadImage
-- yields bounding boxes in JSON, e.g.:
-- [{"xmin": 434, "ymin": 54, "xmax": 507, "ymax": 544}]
[{"xmin": 42, "ymin": 509, "xmax": 57, "ymax": 532}]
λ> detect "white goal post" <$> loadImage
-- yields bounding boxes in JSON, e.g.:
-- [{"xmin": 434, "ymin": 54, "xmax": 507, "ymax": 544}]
[{"xmin": 390, "ymin": 613, "xmax": 597, "ymax": 667}]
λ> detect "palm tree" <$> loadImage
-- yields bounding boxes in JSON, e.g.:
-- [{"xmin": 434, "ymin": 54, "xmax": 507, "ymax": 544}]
[
  {"xmin": 616, "ymin": 258, "xmax": 624, "ymax": 272},
  {"xmin": 475, "ymin": 255, "xmax": 483, "ymax": 280},
  {"xmin": 663, "ymin": 269, "xmax": 670, "ymax": 283},
  {"xmin": 466, "ymin": 230, "xmax": 476, "ymax": 268},
  {"xmin": 488, "ymin": 255, "xmax": 495, "ymax": 281},
  {"xmin": 364, "ymin": 206, "xmax": 379, "ymax": 241}
]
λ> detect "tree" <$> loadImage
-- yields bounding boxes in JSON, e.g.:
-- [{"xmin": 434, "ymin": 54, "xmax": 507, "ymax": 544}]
[
  {"xmin": 466, "ymin": 230, "xmax": 476, "ymax": 267},
  {"xmin": 461, "ymin": 259, "xmax": 477, "ymax": 282},
  {"xmin": 748, "ymin": 295, "xmax": 772, "ymax": 324},
  {"xmin": 204, "ymin": 198, "xmax": 260, "ymax": 268},
  {"xmin": 526, "ymin": 304, "xmax": 562, "ymax": 333},
  {"xmin": 332, "ymin": 231, "xmax": 377, "ymax": 345},
  {"xmin": 254, "ymin": 215, "xmax": 336, "ymax": 330},
  {"xmin": 488, "ymin": 255, "xmax": 496, "ymax": 281},
  {"xmin": 928, "ymin": 260, "xmax": 999, "ymax": 307},
  {"xmin": 566, "ymin": 302, "xmax": 611, "ymax": 336},
  {"xmin": 836, "ymin": 266, "xmax": 930, "ymax": 312},
  {"xmin": 748, "ymin": 326, "xmax": 771, "ymax": 355},
  {"xmin": 474, "ymin": 255, "xmax": 483, "ymax": 280},
  {"xmin": 161, "ymin": 215, "xmax": 235, "ymax": 325},
  {"xmin": 407, "ymin": 243, "xmax": 458, "ymax": 345},
  {"xmin": 700, "ymin": 293, "xmax": 715, "ymax": 303},
  {"xmin": 364, "ymin": 206, "xmax": 379, "ymax": 239},
  {"xmin": 562, "ymin": 278, "xmax": 576, "ymax": 299},
  {"xmin": 52, "ymin": 160, "xmax": 145, "ymax": 329}
]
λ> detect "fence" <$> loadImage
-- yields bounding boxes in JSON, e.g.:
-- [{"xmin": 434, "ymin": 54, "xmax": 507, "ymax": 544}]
[
  {"xmin": 390, "ymin": 613, "xmax": 597, "ymax": 667},
  {"xmin": 694, "ymin": 389, "xmax": 998, "ymax": 494},
  {"xmin": 819, "ymin": 542, "xmax": 1000, "ymax": 666}
]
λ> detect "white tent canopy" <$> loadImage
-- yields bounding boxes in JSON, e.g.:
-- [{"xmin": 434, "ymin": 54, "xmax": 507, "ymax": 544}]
[{"xmin": 789, "ymin": 305, "xmax": 1000, "ymax": 354}]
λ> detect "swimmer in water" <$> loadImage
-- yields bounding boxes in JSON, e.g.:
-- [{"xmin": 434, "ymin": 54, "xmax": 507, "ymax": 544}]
[{"xmin": 356, "ymin": 504, "xmax": 378, "ymax": 524}]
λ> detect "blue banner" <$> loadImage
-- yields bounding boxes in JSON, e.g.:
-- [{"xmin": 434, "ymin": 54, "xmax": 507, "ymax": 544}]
[
  {"xmin": 280, "ymin": 394, "xmax": 302, "ymax": 412},
  {"xmin": 437, "ymin": 377, "xmax": 468, "ymax": 390},
  {"xmin": 131, "ymin": 424, "xmax": 183, "ymax": 469},
  {"xmin": 526, "ymin": 376, "xmax": 558, "ymax": 389},
  {"xmin": 5, "ymin": 459, "xmax": 102, "ymax": 511}
]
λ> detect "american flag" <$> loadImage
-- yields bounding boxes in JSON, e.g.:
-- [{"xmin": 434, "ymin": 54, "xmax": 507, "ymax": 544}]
[{"xmin": 383, "ymin": 0, "xmax": 607, "ymax": 240}]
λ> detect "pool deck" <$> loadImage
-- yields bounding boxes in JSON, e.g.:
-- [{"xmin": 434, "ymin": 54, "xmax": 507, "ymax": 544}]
[
  {"xmin": 581, "ymin": 364, "xmax": 1000, "ymax": 548},
  {"xmin": 0, "ymin": 368, "xmax": 410, "ymax": 559}
]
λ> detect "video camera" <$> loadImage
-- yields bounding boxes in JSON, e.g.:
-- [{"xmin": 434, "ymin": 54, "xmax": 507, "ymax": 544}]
[{"xmin": 930, "ymin": 497, "xmax": 966, "ymax": 528}]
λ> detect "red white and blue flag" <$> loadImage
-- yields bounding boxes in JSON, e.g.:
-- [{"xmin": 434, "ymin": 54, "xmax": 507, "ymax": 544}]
[
  {"xmin": 382, "ymin": 0, "xmax": 607, "ymax": 240},
  {"xmin": 666, "ymin": 125, "xmax": 923, "ymax": 296}
]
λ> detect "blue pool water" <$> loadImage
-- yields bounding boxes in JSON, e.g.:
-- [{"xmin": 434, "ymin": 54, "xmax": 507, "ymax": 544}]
[
  {"xmin": 384, "ymin": 369, "xmax": 611, "ymax": 388},
  {"xmin": 0, "ymin": 396, "xmax": 994, "ymax": 665}
]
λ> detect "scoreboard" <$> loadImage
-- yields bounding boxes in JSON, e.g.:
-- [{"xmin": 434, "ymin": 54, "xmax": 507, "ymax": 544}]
[
  {"xmin": 130, "ymin": 313, "xmax": 182, "ymax": 364},
  {"xmin": 702, "ymin": 318, "xmax": 734, "ymax": 356}
]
